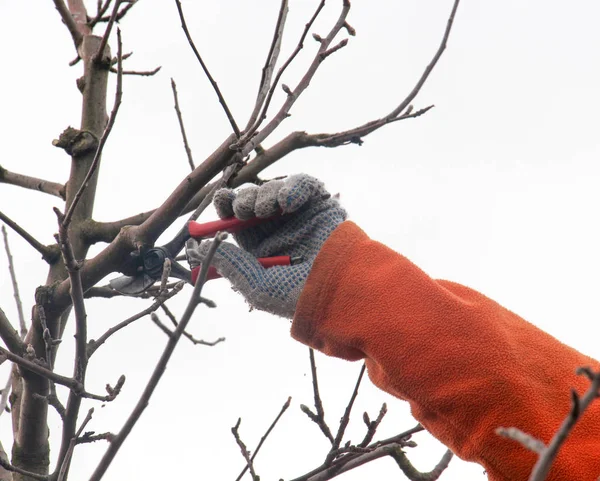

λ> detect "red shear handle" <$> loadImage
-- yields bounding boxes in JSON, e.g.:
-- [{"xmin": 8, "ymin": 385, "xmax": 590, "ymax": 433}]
[
  {"xmin": 191, "ymin": 256, "xmax": 292, "ymax": 284},
  {"xmin": 188, "ymin": 216, "xmax": 277, "ymax": 240}
]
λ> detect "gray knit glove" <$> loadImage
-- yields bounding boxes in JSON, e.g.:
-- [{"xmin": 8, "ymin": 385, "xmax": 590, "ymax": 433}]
[{"xmin": 186, "ymin": 174, "xmax": 347, "ymax": 318}]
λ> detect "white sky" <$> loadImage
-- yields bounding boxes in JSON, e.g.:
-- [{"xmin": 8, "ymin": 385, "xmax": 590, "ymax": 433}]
[{"xmin": 1, "ymin": 0, "xmax": 599, "ymax": 480}]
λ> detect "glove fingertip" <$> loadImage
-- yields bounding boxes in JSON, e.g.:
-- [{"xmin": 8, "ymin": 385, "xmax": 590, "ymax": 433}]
[
  {"xmin": 232, "ymin": 186, "xmax": 259, "ymax": 220},
  {"xmin": 255, "ymin": 179, "xmax": 284, "ymax": 218},
  {"xmin": 214, "ymin": 188, "xmax": 236, "ymax": 218},
  {"xmin": 277, "ymin": 174, "xmax": 326, "ymax": 213}
]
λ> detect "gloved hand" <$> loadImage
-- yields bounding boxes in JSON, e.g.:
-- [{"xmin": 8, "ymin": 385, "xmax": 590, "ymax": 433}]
[{"xmin": 186, "ymin": 174, "xmax": 347, "ymax": 318}]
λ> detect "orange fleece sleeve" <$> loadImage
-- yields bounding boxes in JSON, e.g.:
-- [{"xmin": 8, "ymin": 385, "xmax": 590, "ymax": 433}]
[{"xmin": 292, "ymin": 222, "xmax": 600, "ymax": 481}]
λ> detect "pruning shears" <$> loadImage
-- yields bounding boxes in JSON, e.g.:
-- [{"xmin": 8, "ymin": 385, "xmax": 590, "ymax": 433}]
[{"xmin": 109, "ymin": 215, "xmax": 296, "ymax": 295}]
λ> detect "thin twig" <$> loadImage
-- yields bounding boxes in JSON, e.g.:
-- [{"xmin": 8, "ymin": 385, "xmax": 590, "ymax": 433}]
[
  {"xmin": 171, "ymin": 78, "xmax": 195, "ymax": 170},
  {"xmin": 88, "ymin": 232, "xmax": 229, "ymax": 481},
  {"xmin": 312, "ymin": 0, "xmax": 460, "ymax": 147},
  {"xmin": 150, "ymin": 312, "xmax": 174, "ymax": 337},
  {"xmin": 246, "ymin": 0, "xmax": 289, "ymax": 130},
  {"xmin": 63, "ymin": 28, "xmax": 124, "ymax": 228},
  {"xmin": 326, "ymin": 363, "xmax": 366, "ymax": 463},
  {"xmin": 237, "ymin": 0, "xmax": 351, "ymax": 158},
  {"xmin": 174, "ymin": 0, "xmax": 240, "ymax": 138},
  {"xmin": 0, "ymin": 212, "xmax": 59, "ymax": 263},
  {"xmin": 159, "ymin": 304, "xmax": 224, "ymax": 346},
  {"xmin": 109, "ymin": 66, "xmax": 162, "ymax": 76},
  {"xmin": 94, "ymin": 0, "xmax": 123, "ymax": 64},
  {"xmin": 89, "ymin": 0, "xmax": 112, "ymax": 28},
  {"xmin": 1, "ymin": 226, "xmax": 27, "ymax": 338},
  {"xmin": 236, "ymin": 396, "xmax": 292, "ymax": 481},
  {"xmin": 499, "ymin": 367, "xmax": 600, "ymax": 481},
  {"xmin": 290, "ymin": 425, "xmax": 423, "ymax": 481},
  {"xmin": 232, "ymin": 419, "xmax": 259, "ymax": 481},
  {"xmin": 301, "ymin": 348, "xmax": 334, "ymax": 443},
  {"xmin": 56, "ymin": 408, "xmax": 94, "ymax": 481},
  {"xmin": 243, "ymin": 0, "xmax": 326, "ymax": 141},
  {"xmin": 76, "ymin": 431, "xmax": 115, "ymax": 444},
  {"xmin": 97, "ymin": 1, "xmax": 135, "ymax": 23},
  {"xmin": 87, "ymin": 283, "xmax": 184, "ymax": 357},
  {"xmin": 358, "ymin": 403, "xmax": 387, "ymax": 448},
  {"xmin": 389, "ymin": 447, "xmax": 453, "ymax": 481}
]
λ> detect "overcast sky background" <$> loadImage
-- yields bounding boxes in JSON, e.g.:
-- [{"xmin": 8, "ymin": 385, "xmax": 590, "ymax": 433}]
[{"xmin": 1, "ymin": 0, "xmax": 599, "ymax": 480}]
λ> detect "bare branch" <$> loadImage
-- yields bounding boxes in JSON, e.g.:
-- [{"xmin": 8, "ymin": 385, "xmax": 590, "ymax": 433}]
[
  {"xmin": 238, "ymin": 0, "xmax": 351, "ymax": 158},
  {"xmin": 87, "ymin": 283, "xmax": 184, "ymax": 357},
  {"xmin": 0, "ymin": 346, "xmax": 81, "ymax": 393},
  {"xmin": 243, "ymin": 0, "xmax": 326, "ymax": 139},
  {"xmin": 291, "ymin": 425, "xmax": 424, "ymax": 481},
  {"xmin": 174, "ymin": 0, "xmax": 240, "ymax": 137},
  {"xmin": 388, "ymin": 447, "xmax": 453, "ymax": 481},
  {"xmin": 301, "ymin": 348, "xmax": 334, "ymax": 443},
  {"xmin": 232, "ymin": 419, "xmax": 259, "ymax": 481},
  {"xmin": 64, "ymin": 28, "xmax": 124, "ymax": 228},
  {"xmin": 171, "ymin": 78, "xmax": 196, "ymax": 170},
  {"xmin": 97, "ymin": 1, "xmax": 136, "ymax": 23},
  {"xmin": 246, "ymin": 0, "xmax": 289, "ymax": 129},
  {"xmin": 0, "ymin": 455, "xmax": 49, "ymax": 481},
  {"xmin": 110, "ymin": 66, "xmax": 162, "ymax": 76},
  {"xmin": 52, "ymin": 0, "xmax": 84, "ymax": 48},
  {"xmin": 358, "ymin": 403, "xmax": 387, "ymax": 448},
  {"xmin": 88, "ymin": 232, "xmax": 229, "ymax": 481},
  {"xmin": 89, "ymin": 0, "xmax": 112, "ymax": 28},
  {"xmin": 56, "ymin": 408, "xmax": 94, "ymax": 481},
  {"xmin": 327, "ymin": 363, "xmax": 366, "ymax": 460},
  {"xmin": 2, "ymin": 226, "xmax": 27, "ymax": 338},
  {"xmin": 0, "ymin": 308, "xmax": 23, "ymax": 357},
  {"xmin": 312, "ymin": 0, "xmax": 460, "ymax": 147},
  {"xmin": 150, "ymin": 313, "xmax": 174, "ymax": 337},
  {"xmin": 94, "ymin": 0, "xmax": 123, "ymax": 64},
  {"xmin": 499, "ymin": 367, "xmax": 600, "ymax": 481},
  {"xmin": 235, "ymin": 396, "xmax": 292, "ymax": 481},
  {"xmin": 158, "ymin": 304, "xmax": 224, "ymax": 346},
  {"xmin": 496, "ymin": 427, "xmax": 546, "ymax": 455},
  {"xmin": 0, "ymin": 212, "xmax": 60, "ymax": 264},
  {"xmin": 0, "ymin": 164, "xmax": 65, "ymax": 199}
]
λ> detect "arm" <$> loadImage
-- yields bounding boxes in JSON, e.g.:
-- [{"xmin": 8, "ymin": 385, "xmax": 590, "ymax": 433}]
[{"xmin": 293, "ymin": 221, "xmax": 600, "ymax": 481}]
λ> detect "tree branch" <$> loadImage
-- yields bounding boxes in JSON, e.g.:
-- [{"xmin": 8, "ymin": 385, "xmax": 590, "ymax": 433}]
[
  {"xmin": 389, "ymin": 447, "xmax": 453, "ymax": 481},
  {"xmin": 0, "ymin": 212, "xmax": 60, "ymax": 264},
  {"xmin": 87, "ymin": 283, "xmax": 184, "ymax": 357},
  {"xmin": 52, "ymin": 0, "xmax": 84, "ymax": 48},
  {"xmin": 232, "ymin": 419, "xmax": 259, "ymax": 481},
  {"xmin": 245, "ymin": 0, "xmax": 289, "ymax": 130},
  {"xmin": 2, "ymin": 226, "xmax": 27, "ymax": 338},
  {"xmin": 171, "ymin": 78, "xmax": 195, "ymax": 171},
  {"xmin": 235, "ymin": 397, "xmax": 291, "ymax": 481},
  {"xmin": 94, "ymin": 0, "xmax": 123, "ymax": 65},
  {"xmin": 0, "ymin": 309, "xmax": 23, "ymax": 356},
  {"xmin": 88, "ymin": 232, "xmax": 229, "ymax": 481},
  {"xmin": 243, "ymin": 0, "xmax": 326, "ymax": 140},
  {"xmin": 300, "ymin": 348, "xmax": 334, "ymax": 443},
  {"xmin": 174, "ymin": 0, "xmax": 240, "ymax": 138},
  {"xmin": 326, "ymin": 363, "xmax": 366, "ymax": 462},
  {"xmin": 236, "ymin": 0, "xmax": 350, "ymax": 157},
  {"xmin": 0, "ymin": 165, "xmax": 65, "ymax": 199},
  {"xmin": 498, "ymin": 366, "xmax": 600, "ymax": 481},
  {"xmin": 0, "ymin": 456, "xmax": 49, "ymax": 481}
]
